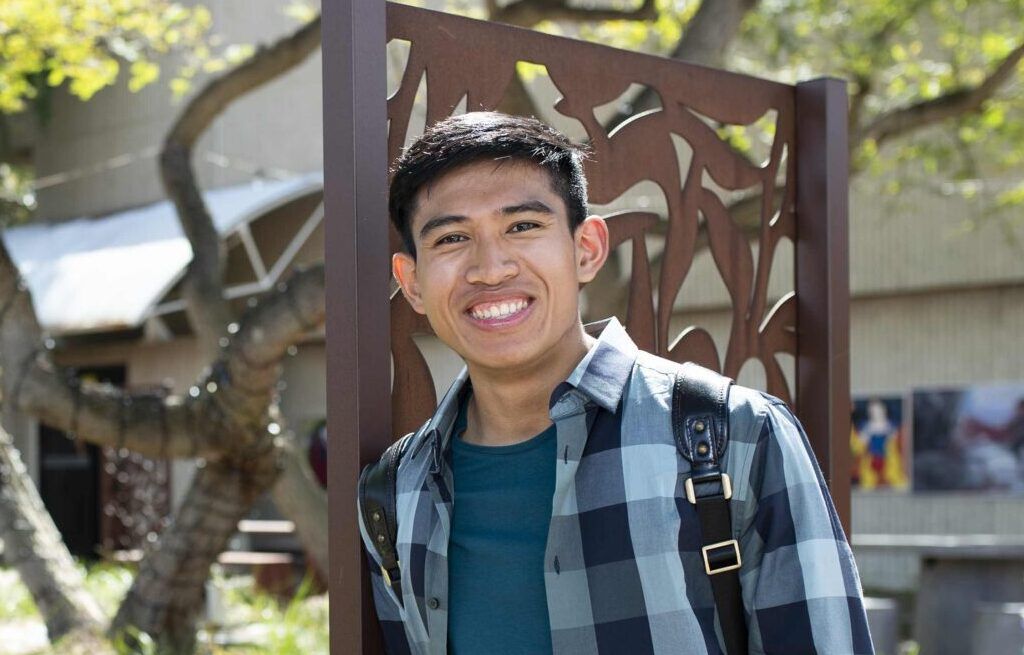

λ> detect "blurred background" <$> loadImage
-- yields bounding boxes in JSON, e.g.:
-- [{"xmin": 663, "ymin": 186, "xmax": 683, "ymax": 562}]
[{"xmin": 0, "ymin": 1, "xmax": 1021, "ymax": 654}]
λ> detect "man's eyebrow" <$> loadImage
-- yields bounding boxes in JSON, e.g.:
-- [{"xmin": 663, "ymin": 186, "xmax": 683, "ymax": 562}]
[
  {"xmin": 418, "ymin": 201, "xmax": 553, "ymax": 241},
  {"xmin": 418, "ymin": 214, "xmax": 467, "ymax": 241},
  {"xmin": 502, "ymin": 199, "xmax": 554, "ymax": 215}
]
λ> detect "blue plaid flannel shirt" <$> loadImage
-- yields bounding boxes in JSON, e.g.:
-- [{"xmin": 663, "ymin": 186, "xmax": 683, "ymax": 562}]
[{"xmin": 358, "ymin": 317, "xmax": 874, "ymax": 654}]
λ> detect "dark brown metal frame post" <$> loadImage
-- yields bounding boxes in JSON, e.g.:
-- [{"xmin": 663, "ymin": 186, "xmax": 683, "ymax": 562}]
[
  {"xmin": 794, "ymin": 77, "xmax": 852, "ymax": 534},
  {"xmin": 322, "ymin": 0, "xmax": 390, "ymax": 652}
]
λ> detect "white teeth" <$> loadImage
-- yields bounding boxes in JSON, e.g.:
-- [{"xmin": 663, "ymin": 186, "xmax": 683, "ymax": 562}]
[{"xmin": 470, "ymin": 299, "xmax": 529, "ymax": 320}]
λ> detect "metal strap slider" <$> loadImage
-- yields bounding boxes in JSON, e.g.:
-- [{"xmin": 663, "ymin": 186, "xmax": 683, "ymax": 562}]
[
  {"xmin": 702, "ymin": 539, "xmax": 742, "ymax": 575},
  {"xmin": 684, "ymin": 472, "xmax": 732, "ymax": 505}
]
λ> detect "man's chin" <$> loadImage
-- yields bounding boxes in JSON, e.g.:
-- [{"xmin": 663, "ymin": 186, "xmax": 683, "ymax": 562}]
[{"xmin": 460, "ymin": 342, "xmax": 544, "ymax": 373}]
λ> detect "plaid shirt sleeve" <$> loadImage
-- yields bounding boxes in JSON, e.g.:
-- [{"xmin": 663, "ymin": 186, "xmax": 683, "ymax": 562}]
[
  {"xmin": 742, "ymin": 396, "xmax": 874, "ymax": 655},
  {"xmin": 357, "ymin": 499, "xmax": 413, "ymax": 654}
]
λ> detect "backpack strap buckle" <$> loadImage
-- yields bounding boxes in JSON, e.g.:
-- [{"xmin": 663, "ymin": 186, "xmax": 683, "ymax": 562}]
[
  {"xmin": 702, "ymin": 539, "xmax": 742, "ymax": 575},
  {"xmin": 684, "ymin": 471, "xmax": 733, "ymax": 504}
]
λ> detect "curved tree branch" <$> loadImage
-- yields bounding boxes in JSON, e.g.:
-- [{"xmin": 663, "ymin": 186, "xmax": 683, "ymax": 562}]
[
  {"xmin": 855, "ymin": 41, "xmax": 1024, "ymax": 149},
  {"xmin": 0, "ymin": 238, "xmax": 324, "ymax": 462},
  {"xmin": 11, "ymin": 264, "xmax": 326, "ymax": 461},
  {"xmin": 161, "ymin": 16, "xmax": 322, "ymax": 356},
  {"xmin": 848, "ymin": 75, "xmax": 871, "ymax": 137},
  {"xmin": 603, "ymin": 0, "xmax": 761, "ymax": 131}
]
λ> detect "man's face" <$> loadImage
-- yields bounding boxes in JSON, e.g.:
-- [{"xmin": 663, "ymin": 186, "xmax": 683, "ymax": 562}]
[{"xmin": 392, "ymin": 159, "xmax": 608, "ymax": 375}]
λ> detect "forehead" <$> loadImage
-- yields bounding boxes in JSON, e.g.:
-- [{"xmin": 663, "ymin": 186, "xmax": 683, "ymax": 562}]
[{"xmin": 410, "ymin": 159, "xmax": 564, "ymax": 225}]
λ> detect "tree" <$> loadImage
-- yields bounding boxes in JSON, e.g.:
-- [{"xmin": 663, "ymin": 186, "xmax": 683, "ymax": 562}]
[
  {"xmin": 745, "ymin": 0, "xmax": 1024, "ymax": 234},
  {"xmin": 0, "ymin": 0, "xmax": 1022, "ymax": 653},
  {"xmin": 0, "ymin": 3, "xmax": 324, "ymax": 653}
]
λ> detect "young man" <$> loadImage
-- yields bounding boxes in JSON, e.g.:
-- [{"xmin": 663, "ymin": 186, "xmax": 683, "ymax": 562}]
[{"xmin": 358, "ymin": 112, "xmax": 874, "ymax": 654}]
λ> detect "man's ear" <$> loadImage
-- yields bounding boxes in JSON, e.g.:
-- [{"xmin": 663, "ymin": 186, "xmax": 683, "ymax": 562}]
[
  {"xmin": 392, "ymin": 252, "xmax": 426, "ymax": 314},
  {"xmin": 575, "ymin": 215, "xmax": 610, "ymax": 284}
]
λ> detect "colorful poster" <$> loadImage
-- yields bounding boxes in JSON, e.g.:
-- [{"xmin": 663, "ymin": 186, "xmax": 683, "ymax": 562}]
[
  {"xmin": 851, "ymin": 396, "xmax": 909, "ymax": 490},
  {"xmin": 912, "ymin": 382, "xmax": 1024, "ymax": 492}
]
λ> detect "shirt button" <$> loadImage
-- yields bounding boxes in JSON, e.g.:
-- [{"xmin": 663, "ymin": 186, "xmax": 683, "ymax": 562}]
[{"xmin": 427, "ymin": 597, "xmax": 440, "ymax": 610}]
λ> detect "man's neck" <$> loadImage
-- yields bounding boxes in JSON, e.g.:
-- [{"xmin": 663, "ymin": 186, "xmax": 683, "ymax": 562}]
[{"xmin": 462, "ymin": 323, "xmax": 596, "ymax": 447}]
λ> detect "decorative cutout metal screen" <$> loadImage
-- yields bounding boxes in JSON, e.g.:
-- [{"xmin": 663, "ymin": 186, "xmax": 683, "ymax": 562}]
[
  {"xmin": 387, "ymin": 4, "xmax": 801, "ymax": 437},
  {"xmin": 322, "ymin": 5, "xmax": 849, "ymax": 652}
]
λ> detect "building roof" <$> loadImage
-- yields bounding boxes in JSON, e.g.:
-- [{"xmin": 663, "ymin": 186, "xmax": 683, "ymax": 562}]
[{"xmin": 2, "ymin": 172, "xmax": 323, "ymax": 336}]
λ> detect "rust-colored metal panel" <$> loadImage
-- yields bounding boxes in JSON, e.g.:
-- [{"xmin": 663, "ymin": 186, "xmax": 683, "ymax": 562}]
[
  {"xmin": 326, "ymin": 3, "xmax": 851, "ymax": 651},
  {"xmin": 795, "ymin": 77, "xmax": 852, "ymax": 534},
  {"xmin": 322, "ymin": 0, "xmax": 390, "ymax": 652}
]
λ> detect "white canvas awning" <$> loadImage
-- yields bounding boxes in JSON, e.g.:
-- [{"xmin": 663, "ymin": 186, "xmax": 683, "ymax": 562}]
[{"xmin": 2, "ymin": 173, "xmax": 323, "ymax": 335}]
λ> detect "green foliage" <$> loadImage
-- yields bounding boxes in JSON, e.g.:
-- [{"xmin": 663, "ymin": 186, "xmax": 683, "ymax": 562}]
[
  {"xmin": 0, "ymin": 1, "xmax": 222, "ymax": 114},
  {"xmin": 204, "ymin": 573, "xmax": 329, "ymax": 655},
  {"xmin": 742, "ymin": 0, "xmax": 1023, "ymax": 88},
  {"xmin": 0, "ymin": 561, "xmax": 133, "ymax": 623},
  {"xmin": 110, "ymin": 627, "xmax": 157, "ymax": 655},
  {"xmin": 741, "ymin": 0, "xmax": 1024, "ymax": 216},
  {"xmin": 83, "ymin": 562, "xmax": 136, "ymax": 618},
  {"xmin": 0, "ymin": 568, "xmax": 36, "ymax": 621},
  {"xmin": 572, "ymin": 0, "xmax": 699, "ymax": 53},
  {"xmin": 0, "ymin": 564, "xmax": 328, "ymax": 655},
  {"xmin": 0, "ymin": 0, "xmax": 276, "ymax": 224}
]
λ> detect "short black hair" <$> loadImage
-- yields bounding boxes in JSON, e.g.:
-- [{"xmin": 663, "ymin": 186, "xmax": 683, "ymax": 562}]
[{"xmin": 389, "ymin": 112, "xmax": 590, "ymax": 257}]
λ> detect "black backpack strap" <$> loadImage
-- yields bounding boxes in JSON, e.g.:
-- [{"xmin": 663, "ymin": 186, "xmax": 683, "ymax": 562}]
[
  {"xmin": 358, "ymin": 429, "xmax": 418, "ymax": 606},
  {"xmin": 672, "ymin": 362, "xmax": 747, "ymax": 655}
]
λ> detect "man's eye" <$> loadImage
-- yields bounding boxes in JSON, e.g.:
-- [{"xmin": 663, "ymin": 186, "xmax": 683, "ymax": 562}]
[
  {"xmin": 509, "ymin": 221, "xmax": 540, "ymax": 233},
  {"xmin": 436, "ymin": 234, "xmax": 467, "ymax": 246}
]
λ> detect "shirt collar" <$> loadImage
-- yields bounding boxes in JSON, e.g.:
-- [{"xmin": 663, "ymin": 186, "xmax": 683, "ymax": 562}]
[
  {"xmin": 563, "ymin": 316, "xmax": 638, "ymax": 413},
  {"xmin": 426, "ymin": 316, "xmax": 638, "ymax": 472}
]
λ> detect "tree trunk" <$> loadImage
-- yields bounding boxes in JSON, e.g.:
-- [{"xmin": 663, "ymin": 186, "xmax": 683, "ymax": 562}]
[
  {"xmin": 109, "ymin": 447, "xmax": 281, "ymax": 653},
  {"xmin": 0, "ymin": 425, "xmax": 106, "ymax": 640}
]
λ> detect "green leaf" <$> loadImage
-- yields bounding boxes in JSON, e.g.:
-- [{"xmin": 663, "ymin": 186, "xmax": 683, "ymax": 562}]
[
  {"xmin": 170, "ymin": 77, "xmax": 191, "ymax": 97},
  {"xmin": 128, "ymin": 60, "xmax": 160, "ymax": 92},
  {"xmin": 980, "ymin": 31, "xmax": 1013, "ymax": 59},
  {"xmin": 981, "ymin": 103, "xmax": 1006, "ymax": 129}
]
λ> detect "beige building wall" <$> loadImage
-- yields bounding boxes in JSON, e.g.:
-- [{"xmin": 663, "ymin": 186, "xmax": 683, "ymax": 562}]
[{"xmin": 670, "ymin": 181, "xmax": 1024, "ymax": 313}]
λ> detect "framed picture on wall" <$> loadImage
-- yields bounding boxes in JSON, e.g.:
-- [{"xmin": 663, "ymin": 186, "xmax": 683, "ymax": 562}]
[
  {"xmin": 912, "ymin": 382, "xmax": 1024, "ymax": 492},
  {"xmin": 851, "ymin": 395, "xmax": 910, "ymax": 490}
]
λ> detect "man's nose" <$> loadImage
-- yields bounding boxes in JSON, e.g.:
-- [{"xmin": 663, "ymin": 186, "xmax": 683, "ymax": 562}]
[{"xmin": 465, "ymin": 237, "xmax": 518, "ymax": 285}]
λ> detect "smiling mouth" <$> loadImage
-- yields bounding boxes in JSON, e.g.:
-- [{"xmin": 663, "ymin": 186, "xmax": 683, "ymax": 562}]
[{"xmin": 466, "ymin": 297, "xmax": 532, "ymax": 321}]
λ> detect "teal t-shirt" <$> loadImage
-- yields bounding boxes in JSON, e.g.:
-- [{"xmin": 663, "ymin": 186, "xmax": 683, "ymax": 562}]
[{"xmin": 448, "ymin": 393, "xmax": 557, "ymax": 654}]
